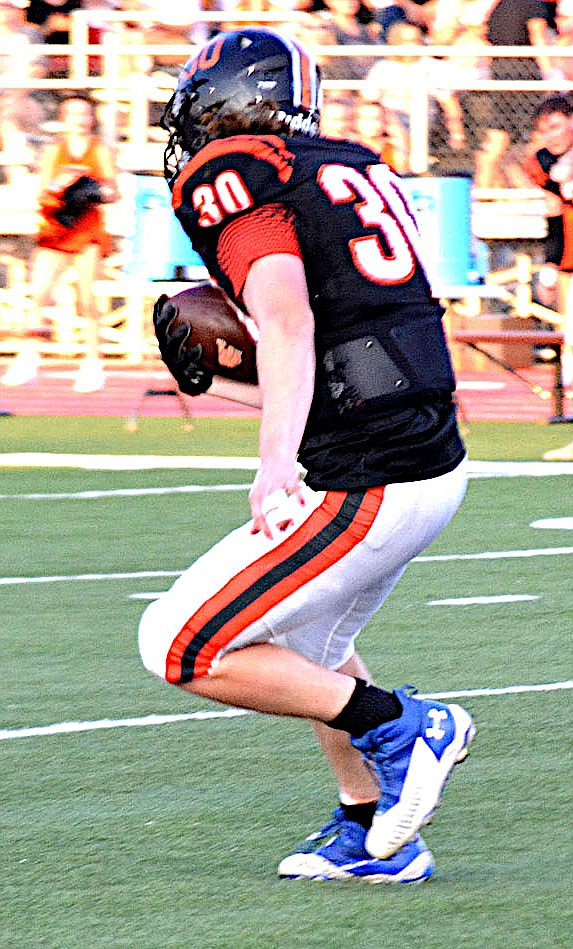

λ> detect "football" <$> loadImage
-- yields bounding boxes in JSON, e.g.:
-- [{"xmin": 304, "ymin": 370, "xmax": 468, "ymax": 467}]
[{"xmin": 164, "ymin": 282, "xmax": 258, "ymax": 383}]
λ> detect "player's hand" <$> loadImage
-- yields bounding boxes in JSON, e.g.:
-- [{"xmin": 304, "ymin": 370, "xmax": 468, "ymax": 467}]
[
  {"xmin": 152, "ymin": 294, "xmax": 213, "ymax": 396},
  {"xmin": 249, "ymin": 459, "xmax": 305, "ymax": 540}
]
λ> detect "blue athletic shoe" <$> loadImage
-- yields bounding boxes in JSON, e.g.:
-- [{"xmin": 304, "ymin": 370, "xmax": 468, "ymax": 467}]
[
  {"xmin": 291, "ymin": 806, "xmax": 346, "ymax": 854},
  {"xmin": 278, "ymin": 819, "xmax": 434, "ymax": 883},
  {"xmin": 351, "ymin": 686, "xmax": 476, "ymax": 860}
]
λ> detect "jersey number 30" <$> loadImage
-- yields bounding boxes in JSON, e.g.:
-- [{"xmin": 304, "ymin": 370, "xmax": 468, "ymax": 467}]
[
  {"xmin": 318, "ymin": 163, "xmax": 426, "ymax": 285},
  {"xmin": 193, "ymin": 162, "xmax": 426, "ymax": 286}
]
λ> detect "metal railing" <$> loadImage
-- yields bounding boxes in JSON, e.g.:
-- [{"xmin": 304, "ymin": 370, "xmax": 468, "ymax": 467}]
[{"xmin": 2, "ymin": 9, "xmax": 573, "ymax": 171}]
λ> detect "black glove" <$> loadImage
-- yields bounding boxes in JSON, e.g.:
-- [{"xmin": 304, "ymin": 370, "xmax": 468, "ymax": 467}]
[
  {"xmin": 54, "ymin": 175, "xmax": 104, "ymax": 228},
  {"xmin": 152, "ymin": 294, "xmax": 213, "ymax": 396}
]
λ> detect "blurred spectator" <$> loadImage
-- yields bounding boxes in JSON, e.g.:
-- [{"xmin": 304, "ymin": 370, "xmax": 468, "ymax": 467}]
[
  {"xmin": 550, "ymin": 0, "xmax": 573, "ymax": 81},
  {"xmin": 87, "ymin": 8, "xmax": 157, "ymax": 145},
  {"xmin": 474, "ymin": 0, "xmax": 554, "ymax": 188},
  {"xmin": 363, "ymin": 21, "xmax": 466, "ymax": 172},
  {"xmin": 123, "ymin": 0, "xmax": 209, "ymax": 70},
  {"xmin": 0, "ymin": 0, "xmax": 48, "ymax": 182},
  {"xmin": 320, "ymin": 96, "xmax": 355, "ymax": 138},
  {"xmin": 388, "ymin": 0, "xmax": 434, "ymax": 33},
  {"xmin": 426, "ymin": 1, "xmax": 492, "ymax": 175},
  {"xmin": 25, "ymin": 0, "xmax": 81, "ymax": 76},
  {"xmin": 427, "ymin": 0, "xmax": 475, "ymax": 43},
  {"xmin": 321, "ymin": 93, "xmax": 405, "ymax": 168},
  {"xmin": 353, "ymin": 97, "xmax": 406, "ymax": 168},
  {"xmin": 295, "ymin": 8, "xmax": 337, "ymax": 67},
  {"xmin": 265, "ymin": 0, "xmax": 326, "ymax": 43},
  {"xmin": 81, "ymin": 0, "xmax": 120, "ymax": 77},
  {"xmin": 545, "ymin": 0, "xmax": 557, "ymax": 30},
  {"xmin": 523, "ymin": 93, "xmax": 573, "ymax": 388},
  {"xmin": 362, "ymin": 1, "xmax": 408, "ymax": 42},
  {"xmin": 25, "ymin": 0, "xmax": 80, "ymax": 40},
  {"xmin": 1, "ymin": 95, "xmax": 119, "ymax": 392},
  {"xmin": 213, "ymin": 0, "xmax": 254, "ymax": 33},
  {"xmin": 1, "ymin": 1, "xmax": 46, "ymax": 86},
  {"xmin": 318, "ymin": 0, "xmax": 382, "ymax": 80}
]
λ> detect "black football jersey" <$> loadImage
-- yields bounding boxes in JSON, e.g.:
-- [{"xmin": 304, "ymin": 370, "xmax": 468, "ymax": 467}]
[
  {"xmin": 173, "ymin": 134, "xmax": 436, "ymax": 319},
  {"xmin": 171, "ymin": 134, "xmax": 465, "ymax": 488}
]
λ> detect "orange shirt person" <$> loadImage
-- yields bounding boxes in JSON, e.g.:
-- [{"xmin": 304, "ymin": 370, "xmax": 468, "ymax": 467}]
[{"xmin": 2, "ymin": 95, "xmax": 118, "ymax": 392}]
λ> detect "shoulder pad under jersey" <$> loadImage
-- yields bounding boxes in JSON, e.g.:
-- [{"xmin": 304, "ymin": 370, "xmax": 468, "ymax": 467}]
[{"xmin": 171, "ymin": 134, "xmax": 297, "ymax": 216}]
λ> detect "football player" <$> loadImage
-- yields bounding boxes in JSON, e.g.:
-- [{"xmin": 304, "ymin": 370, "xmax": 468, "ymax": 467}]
[{"xmin": 140, "ymin": 28, "xmax": 475, "ymax": 882}]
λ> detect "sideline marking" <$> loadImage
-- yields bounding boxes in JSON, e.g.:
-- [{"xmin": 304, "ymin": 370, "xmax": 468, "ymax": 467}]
[
  {"xmin": 531, "ymin": 517, "xmax": 573, "ymax": 530},
  {"xmin": 428, "ymin": 594, "xmax": 539, "ymax": 606},
  {"xmin": 3, "ymin": 547, "xmax": 573, "ymax": 587},
  {"xmin": 1, "ymin": 681, "xmax": 571, "ymax": 742},
  {"xmin": 128, "ymin": 592, "xmax": 543, "ymax": 606},
  {"xmin": 425, "ymin": 681, "xmax": 573, "ymax": 700},
  {"xmin": 1, "ymin": 454, "xmax": 573, "ymax": 476},
  {"xmin": 0, "ymin": 453, "xmax": 260, "ymax": 471},
  {"xmin": 0, "ymin": 708, "xmax": 252, "ymax": 741},
  {"xmin": 419, "ymin": 546, "xmax": 573, "ymax": 562},
  {"xmin": 0, "ymin": 484, "xmax": 250, "ymax": 502},
  {"xmin": 468, "ymin": 460, "xmax": 573, "ymax": 478},
  {"xmin": 0, "ymin": 570, "xmax": 182, "ymax": 586}
]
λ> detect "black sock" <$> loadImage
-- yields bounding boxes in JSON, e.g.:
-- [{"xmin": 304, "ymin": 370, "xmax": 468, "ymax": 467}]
[
  {"xmin": 328, "ymin": 678, "xmax": 402, "ymax": 738},
  {"xmin": 341, "ymin": 799, "xmax": 378, "ymax": 830}
]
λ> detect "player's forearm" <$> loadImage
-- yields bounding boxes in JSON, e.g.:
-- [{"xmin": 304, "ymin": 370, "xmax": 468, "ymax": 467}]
[
  {"xmin": 257, "ymin": 322, "xmax": 315, "ymax": 466},
  {"xmin": 242, "ymin": 252, "xmax": 316, "ymax": 467},
  {"xmin": 208, "ymin": 376, "xmax": 262, "ymax": 408}
]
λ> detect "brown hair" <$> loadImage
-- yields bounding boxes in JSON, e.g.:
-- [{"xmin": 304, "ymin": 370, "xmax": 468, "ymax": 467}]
[
  {"xmin": 202, "ymin": 100, "xmax": 284, "ymax": 141},
  {"xmin": 535, "ymin": 94, "xmax": 573, "ymax": 121}
]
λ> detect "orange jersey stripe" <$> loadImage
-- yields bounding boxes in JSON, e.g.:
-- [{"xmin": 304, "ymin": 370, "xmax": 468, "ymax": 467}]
[
  {"xmin": 165, "ymin": 488, "xmax": 385, "ymax": 682},
  {"xmin": 172, "ymin": 135, "xmax": 295, "ymax": 211}
]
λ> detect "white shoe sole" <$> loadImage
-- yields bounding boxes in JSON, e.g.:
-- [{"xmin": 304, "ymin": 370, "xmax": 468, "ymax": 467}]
[
  {"xmin": 366, "ymin": 704, "xmax": 476, "ymax": 860},
  {"xmin": 278, "ymin": 849, "xmax": 434, "ymax": 884},
  {"xmin": 543, "ymin": 444, "xmax": 573, "ymax": 461},
  {"xmin": 1, "ymin": 365, "xmax": 39, "ymax": 387}
]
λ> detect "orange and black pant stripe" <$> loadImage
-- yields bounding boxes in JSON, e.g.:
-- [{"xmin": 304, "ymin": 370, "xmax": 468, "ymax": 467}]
[{"xmin": 166, "ymin": 487, "xmax": 385, "ymax": 683}]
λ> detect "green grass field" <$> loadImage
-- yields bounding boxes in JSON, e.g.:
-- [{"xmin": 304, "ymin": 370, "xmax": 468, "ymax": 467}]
[{"xmin": 1, "ymin": 418, "xmax": 572, "ymax": 948}]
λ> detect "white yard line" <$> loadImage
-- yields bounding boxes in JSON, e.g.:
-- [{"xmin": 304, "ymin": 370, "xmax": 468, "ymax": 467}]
[
  {"xmin": 1, "ymin": 454, "xmax": 573, "ymax": 476},
  {"xmin": 0, "ymin": 484, "xmax": 250, "ymax": 501},
  {"xmin": 531, "ymin": 517, "xmax": 573, "ymax": 530},
  {"xmin": 2, "ymin": 456, "xmax": 570, "ymax": 744},
  {"xmin": 1, "ymin": 681, "xmax": 571, "ymax": 742},
  {"xmin": 419, "ymin": 547, "xmax": 573, "ymax": 562},
  {"xmin": 3, "ymin": 545, "xmax": 573, "ymax": 587},
  {"xmin": 428, "ymin": 594, "xmax": 539, "ymax": 605},
  {"xmin": 424, "ymin": 682, "xmax": 573, "ymax": 700},
  {"xmin": 0, "ymin": 454, "xmax": 260, "ymax": 471},
  {"xmin": 0, "ymin": 570, "xmax": 182, "ymax": 586}
]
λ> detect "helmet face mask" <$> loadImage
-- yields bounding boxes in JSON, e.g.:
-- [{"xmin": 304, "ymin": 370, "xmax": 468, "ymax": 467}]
[{"xmin": 161, "ymin": 28, "xmax": 321, "ymax": 186}]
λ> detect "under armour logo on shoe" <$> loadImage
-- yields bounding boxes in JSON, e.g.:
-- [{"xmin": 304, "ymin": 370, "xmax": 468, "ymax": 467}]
[{"xmin": 425, "ymin": 708, "xmax": 448, "ymax": 741}]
